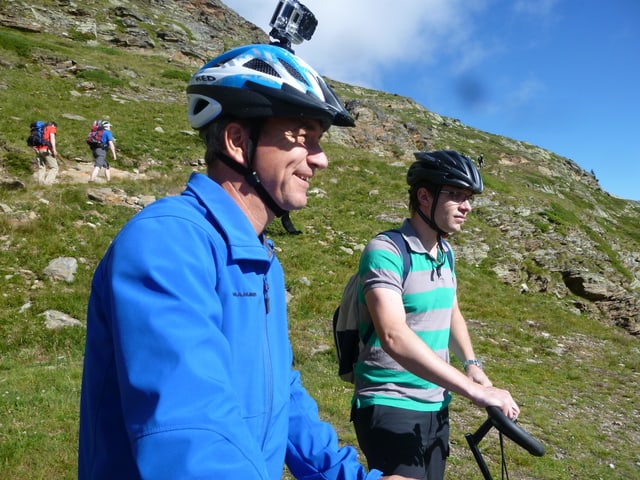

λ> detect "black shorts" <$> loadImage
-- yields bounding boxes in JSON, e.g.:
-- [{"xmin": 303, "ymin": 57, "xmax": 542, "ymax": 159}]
[{"xmin": 352, "ymin": 404, "xmax": 450, "ymax": 480}]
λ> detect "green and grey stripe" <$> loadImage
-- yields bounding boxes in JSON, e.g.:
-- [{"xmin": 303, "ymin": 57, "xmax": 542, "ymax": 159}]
[{"xmin": 353, "ymin": 219, "xmax": 455, "ymax": 412}]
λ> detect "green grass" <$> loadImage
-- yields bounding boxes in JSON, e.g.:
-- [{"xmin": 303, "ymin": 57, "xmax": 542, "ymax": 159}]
[{"xmin": 1, "ymin": 14, "xmax": 640, "ymax": 480}]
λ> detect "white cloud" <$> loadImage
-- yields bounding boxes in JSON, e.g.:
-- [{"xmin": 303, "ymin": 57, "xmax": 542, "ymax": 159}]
[
  {"xmin": 221, "ymin": 1, "xmax": 547, "ymax": 119},
  {"xmin": 513, "ymin": 0, "xmax": 560, "ymax": 17},
  {"xmin": 505, "ymin": 77, "xmax": 545, "ymax": 109},
  {"xmin": 222, "ymin": 0, "xmax": 483, "ymax": 88}
]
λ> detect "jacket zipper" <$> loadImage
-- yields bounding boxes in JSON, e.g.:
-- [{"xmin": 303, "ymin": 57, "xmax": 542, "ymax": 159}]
[{"xmin": 261, "ymin": 273, "xmax": 273, "ymax": 448}]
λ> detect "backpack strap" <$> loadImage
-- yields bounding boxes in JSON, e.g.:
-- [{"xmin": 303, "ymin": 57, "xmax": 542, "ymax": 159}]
[
  {"xmin": 441, "ymin": 238, "xmax": 455, "ymax": 274},
  {"xmin": 384, "ymin": 229, "xmax": 411, "ymax": 284},
  {"xmin": 361, "ymin": 229, "xmax": 411, "ymax": 344}
]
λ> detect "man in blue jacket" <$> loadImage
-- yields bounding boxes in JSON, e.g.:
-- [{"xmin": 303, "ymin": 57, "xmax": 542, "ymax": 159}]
[{"xmin": 78, "ymin": 44, "xmax": 409, "ymax": 480}]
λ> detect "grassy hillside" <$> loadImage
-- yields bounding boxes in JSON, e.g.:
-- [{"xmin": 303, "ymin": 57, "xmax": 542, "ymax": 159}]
[{"xmin": 1, "ymin": 10, "xmax": 639, "ymax": 480}]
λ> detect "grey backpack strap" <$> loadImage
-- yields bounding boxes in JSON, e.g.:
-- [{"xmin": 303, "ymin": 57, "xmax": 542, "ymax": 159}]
[{"xmin": 361, "ymin": 229, "xmax": 412, "ymax": 344}]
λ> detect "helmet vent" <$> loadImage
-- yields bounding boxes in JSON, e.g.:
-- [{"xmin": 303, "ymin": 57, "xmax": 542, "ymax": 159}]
[
  {"xmin": 278, "ymin": 58, "xmax": 309, "ymax": 86},
  {"xmin": 192, "ymin": 98, "xmax": 208, "ymax": 116},
  {"xmin": 244, "ymin": 59, "xmax": 280, "ymax": 78}
]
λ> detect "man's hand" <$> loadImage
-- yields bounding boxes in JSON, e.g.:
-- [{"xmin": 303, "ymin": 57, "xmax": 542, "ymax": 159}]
[{"xmin": 471, "ymin": 385, "xmax": 520, "ymax": 420}]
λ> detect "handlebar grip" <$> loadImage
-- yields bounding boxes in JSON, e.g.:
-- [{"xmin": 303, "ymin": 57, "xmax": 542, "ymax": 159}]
[{"xmin": 486, "ymin": 406, "xmax": 545, "ymax": 457}]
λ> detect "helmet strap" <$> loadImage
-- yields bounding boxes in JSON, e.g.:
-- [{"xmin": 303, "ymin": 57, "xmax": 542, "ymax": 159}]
[
  {"xmin": 417, "ymin": 186, "xmax": 448, "ymax": 236},
  {"xmin": 415, "ymin": 204, "xmax": 448, "ymax": 277},
  {"xmin": 247, "ymin": 170, "xmax": 288, "ymax": 218},
  {"xmin": 218, "ymin": 121, "xmax": 288, "ymax": 218}
]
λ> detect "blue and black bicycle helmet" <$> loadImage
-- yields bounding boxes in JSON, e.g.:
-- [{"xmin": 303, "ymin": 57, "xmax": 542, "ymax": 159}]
[
  {"xmin": 186, "ymin": 44, "xmax": 354, "ymax": 130},
  {"xmin": 407, "ymin": 150, "xmax": 483, "ymax": 237},
  {"xmin": 186, "ymin": 44, "xmax": 354, "ymax": 218}
]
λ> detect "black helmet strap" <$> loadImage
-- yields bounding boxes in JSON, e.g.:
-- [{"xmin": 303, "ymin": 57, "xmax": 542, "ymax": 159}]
[
  {"xmin": 218, "ymin": 122, "xmax": 288, "ymax": 218},
  {"xmin": 416, "ymin": 186, "xmax": 450, "ymax": 277},
  {"xmin": 416, "ymin": 185, "xmax": 449, "ymax": 239}
]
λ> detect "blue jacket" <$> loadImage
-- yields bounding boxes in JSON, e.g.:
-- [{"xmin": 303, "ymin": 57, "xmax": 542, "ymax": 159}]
[{"xmin": 78, "ymin": 172, "xmax": 381, "ymax": 480}]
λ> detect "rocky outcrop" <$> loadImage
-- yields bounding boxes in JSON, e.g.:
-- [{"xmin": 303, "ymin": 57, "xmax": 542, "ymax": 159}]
[{"xmin": 0, "ymin": 0, "xmax": 269, "ymax": 66}]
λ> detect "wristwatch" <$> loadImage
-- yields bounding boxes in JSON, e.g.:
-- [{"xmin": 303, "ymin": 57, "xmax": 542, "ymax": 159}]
[{"xmin": 463, "ymin": 359, "xmax": 484, "ymax": 371}]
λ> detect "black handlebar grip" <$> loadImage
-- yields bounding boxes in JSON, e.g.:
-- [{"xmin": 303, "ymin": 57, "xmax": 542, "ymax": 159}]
[{"xmin": 486, "ymin": 406, "xmax": 545, "ymax": 457}]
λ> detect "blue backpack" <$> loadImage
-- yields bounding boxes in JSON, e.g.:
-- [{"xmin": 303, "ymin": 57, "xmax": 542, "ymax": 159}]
[{"xmin": 26, "ymin": 121, "xmax": 51, "ymax": 148}]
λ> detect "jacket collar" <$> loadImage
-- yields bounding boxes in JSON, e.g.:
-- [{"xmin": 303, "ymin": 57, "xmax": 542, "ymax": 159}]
[{"xmin": 184, "ymin": 172, "xmax": 273, "ymax": 263}]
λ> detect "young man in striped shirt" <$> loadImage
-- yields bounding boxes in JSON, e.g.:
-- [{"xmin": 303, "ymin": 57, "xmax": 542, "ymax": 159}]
[{"xmin": 352, "ymin": 150, "xmax": 520, "ymax": 480}]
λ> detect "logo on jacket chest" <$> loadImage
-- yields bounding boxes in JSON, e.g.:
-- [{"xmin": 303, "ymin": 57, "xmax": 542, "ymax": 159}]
[{"xmin": 233, "ymin": 291, "xmax": 258, "ymax": 297}]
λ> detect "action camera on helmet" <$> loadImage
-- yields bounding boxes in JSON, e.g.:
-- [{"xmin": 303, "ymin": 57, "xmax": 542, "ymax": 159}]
[{"xmin": 269, "ymin": 0, "xmax": 317, "ymax": 50}]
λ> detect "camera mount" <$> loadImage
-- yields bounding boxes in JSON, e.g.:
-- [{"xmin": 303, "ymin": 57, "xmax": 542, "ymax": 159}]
[{"xmin": 269, "ymin": 0, "xmax": 317, "ymax": 53}]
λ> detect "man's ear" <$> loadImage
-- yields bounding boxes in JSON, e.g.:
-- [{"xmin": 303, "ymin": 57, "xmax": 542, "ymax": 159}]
[
  {"xmin": 223, "ymin": 121, "xmax": 250, "ymax": 166},
  {"xmin": 417, "ymin": 186, "xmax": 432, "ymax": 208}
]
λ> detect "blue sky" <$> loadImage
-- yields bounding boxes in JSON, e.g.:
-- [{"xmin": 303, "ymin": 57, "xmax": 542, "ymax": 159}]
[{"xmin": 222, "ymin": 1, "xmax": 639, "ymax": 200}]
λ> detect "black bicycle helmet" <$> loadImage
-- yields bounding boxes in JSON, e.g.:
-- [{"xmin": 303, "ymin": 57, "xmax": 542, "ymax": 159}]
[
  {"xmin": 186, "ymin": 44, "xmax": 355, "ymax": 130},
  {"xmin": 407, "ymin": 150, "xmax": 483, "ymax": 193},
  {"xmin": 407, "ymin": 150, "xmax": 483, "ymax": 238}
]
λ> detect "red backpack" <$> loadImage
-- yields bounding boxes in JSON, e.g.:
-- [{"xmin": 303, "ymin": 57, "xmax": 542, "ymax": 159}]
[{"xmin": 86, "ymin": 120, "xmax": 105, "ymax": 148}]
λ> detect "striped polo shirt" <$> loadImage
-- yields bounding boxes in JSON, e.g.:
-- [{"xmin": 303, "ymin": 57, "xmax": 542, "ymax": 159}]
[{"xmin": 353, "ymin": 219, "xmax": 455, "ymax": 412}]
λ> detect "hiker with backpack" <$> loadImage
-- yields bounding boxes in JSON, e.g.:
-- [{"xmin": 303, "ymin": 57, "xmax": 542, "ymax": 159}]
[
  {"xmin": 28, "ymin": 120, "xmax": 58, "ymax": 185},
  {"xmin": 348, "ymin": 151, "xmax": 520, "ymax": 480},
  {"xmin": 78, "ymin": 44, "xmax": 409, "ymax": 480},
  {"xmin": 88, "ymin": 120, "xmax": 116, "ymax": 182}
]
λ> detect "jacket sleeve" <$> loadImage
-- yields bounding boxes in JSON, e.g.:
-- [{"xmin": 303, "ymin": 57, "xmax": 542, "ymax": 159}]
[
  {"xmin": 285, "ymin": 370, "xmax": 383, "ymax": 480},
  {"xmin": 107, "ymin": 215, "xmax": 272, "ymax": 479}
]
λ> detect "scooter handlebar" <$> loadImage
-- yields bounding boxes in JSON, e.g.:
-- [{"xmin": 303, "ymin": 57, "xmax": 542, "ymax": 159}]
[{"xmin": 486, "ymin": 406, "xmax": 545, "ymax": 457}]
